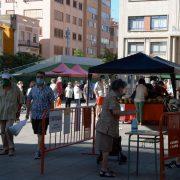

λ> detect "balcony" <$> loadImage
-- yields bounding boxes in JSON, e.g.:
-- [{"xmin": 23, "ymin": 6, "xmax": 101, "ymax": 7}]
[{"xmin": 18, "ymin": 40, "xmax": 40, "ymax": 48}]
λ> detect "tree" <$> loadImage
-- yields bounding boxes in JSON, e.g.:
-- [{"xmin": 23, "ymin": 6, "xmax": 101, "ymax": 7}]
[
  {"xmin": 0, "ymin": 52, "xmax": 43, "ymax": 72},
  {"xmin": 73, "ymin": 49, "xmax": 84, "ymax": 57},
  {"xmin": 100, "ymin": 48, "xmax": 117, "ymax": 63}
]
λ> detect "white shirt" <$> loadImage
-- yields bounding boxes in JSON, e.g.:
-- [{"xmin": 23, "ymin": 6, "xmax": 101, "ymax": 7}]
[
  {"xmin": 94, "ymin": 81, "xmax": 105, "ymax": 97},
  {"xmin": 50, "ymin": 83, "xmax": 57, "ymax": 97},
  {"xmin": 74, "ymin": 86, "xmax": 82, "ymax": 99},
  {"xmin": 65, "ymin": 86, "xmax": 73, "ymax": 98},
  {"xmin": 134, "ymin": 84, "xmax": 148, "ymax": 102},
  {"xmin": 26, "ymin": 88, "xmax": 32, "ymax": 96}
]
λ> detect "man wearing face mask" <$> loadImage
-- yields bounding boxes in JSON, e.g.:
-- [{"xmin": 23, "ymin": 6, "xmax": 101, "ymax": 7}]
[
  {"xmin": 0, "ymin": 73, "xmax": 22, "ymax": 156},
  {"xmin": 26, "ymin": 71, "xmax": 54, "ymax": 159}
]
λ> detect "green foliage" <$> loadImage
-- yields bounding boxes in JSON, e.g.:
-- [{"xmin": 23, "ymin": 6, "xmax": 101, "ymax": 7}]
[
  {"xmin": 0, "ymin": 52, "xmax": 43, "ymax": 72},
  {"xmin": 99, "ymin": 48, "xmax": 117, "ymax": 63},
  {"xmin": 73, "ymin": 49, "xmax": 84, "ymax": 57}
]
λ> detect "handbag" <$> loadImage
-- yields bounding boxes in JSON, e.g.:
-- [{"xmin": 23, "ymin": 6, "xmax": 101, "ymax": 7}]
[{"xmin": 8, "ymin": 120, "xmax": 27, "ymax": 136}]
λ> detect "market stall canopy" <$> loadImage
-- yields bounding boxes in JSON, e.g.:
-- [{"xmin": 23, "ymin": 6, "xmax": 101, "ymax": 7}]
[
  {"xmin": 88, "ymin": 53, "xmax": 180, "ymax": 74},
  {"xmin": 71, "ymin": 64, "xmax": 88, "ymax": 76},
  {"xmin": 47, "ymin": 63, "xmax": 83, "ymax": 77}
]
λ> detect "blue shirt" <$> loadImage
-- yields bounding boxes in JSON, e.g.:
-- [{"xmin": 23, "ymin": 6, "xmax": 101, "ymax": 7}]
[{"xmin": 28, "ymin": 85, "xmax": 54, "ymax": 119}]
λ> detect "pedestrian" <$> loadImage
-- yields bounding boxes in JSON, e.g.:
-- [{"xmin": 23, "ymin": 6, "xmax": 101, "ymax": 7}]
[
  {"xmin": 74, "ymin": 81, "xmax": 83, "ymax": 107},
  {"xmin": 0, "ymin": 73, "xmax": 22, "ymax": 156},
  {"xmin": 134, "ymin": 78, "xmax": 148, "ymax": 125},
  {"xmin": 56, "ymin": 76, "xmax": 63, "ymax": 99},
  {"xmin": 94, "ymin": 75, "xmax": 106, "ymax": 118},
  {"xmin": 26, "ymin": 81, "xmax": 36, "ymax": 97},
  {"xmin": 65, "ymin": 82, "xmax": 73, "ymax": 108},
  {"xmin": 50, "ymin": 78, "xmax": 58, "ymax": 99},
  {"xmin": 17, "ymin": 81, "xmax": 24, "ymax": 93},
  {"xmin": 96, "ymin": 79, "xmax": 135, "ymax": 177},
  {"xmin": 83, "ymin": 81, "xmax": 88, "ymax": 104},
  {"xmin": 26, "ymin": 71, "xmax": 54, "ymax": 159}
]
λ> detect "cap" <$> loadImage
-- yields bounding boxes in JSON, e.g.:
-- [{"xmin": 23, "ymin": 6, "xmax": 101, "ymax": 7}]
[{"xmin": 1, "ymin": 73, "xmax": 11, "ymax": 79}]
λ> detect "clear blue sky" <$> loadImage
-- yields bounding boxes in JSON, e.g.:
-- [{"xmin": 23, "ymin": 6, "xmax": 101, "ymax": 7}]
[{"xmin": 111, "ymin": 0, "xmax": 119, "ymax": 21}]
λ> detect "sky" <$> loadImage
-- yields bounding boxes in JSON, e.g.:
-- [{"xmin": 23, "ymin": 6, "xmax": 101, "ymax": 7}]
[{"xmin": 111, "ymin": 0, "xmax": 119, "ymax": 21}]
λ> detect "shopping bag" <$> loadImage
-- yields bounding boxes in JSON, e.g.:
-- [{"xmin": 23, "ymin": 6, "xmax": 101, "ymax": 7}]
[{"xmin": 9, "ymin": 120, "xmax": 27, "ymax": 136}]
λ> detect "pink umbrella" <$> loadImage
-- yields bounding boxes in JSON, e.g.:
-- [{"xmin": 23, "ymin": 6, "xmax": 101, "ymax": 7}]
[{"xmin": 71, "ymin": 64, "xmax": 88, "ymax": 77}]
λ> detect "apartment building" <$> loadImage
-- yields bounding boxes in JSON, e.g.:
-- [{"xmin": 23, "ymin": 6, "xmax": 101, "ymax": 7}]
[
  {"xmin": 119, "ymin": 0, "xmax": 180, "ymax": 64},
  {"xmin": 109, "ymin": 19, "xmax": 118, "ymax": 54},
  {"xmin": 0, "ymin": 14, "xmax": 39, "ymax": 55},
  {"xmin": 1, "ymin": 0, "xmax": 111, "ymax": 59}
]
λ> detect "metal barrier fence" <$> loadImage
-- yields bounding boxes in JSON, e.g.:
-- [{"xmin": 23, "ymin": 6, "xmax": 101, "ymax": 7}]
[
  {"xmin": 40, "ymin": 106, "xmax": 96, "ymax": 174},
  {"xmin": 159, "ymin": 112, "xmax": 180, "ymax": 180}
]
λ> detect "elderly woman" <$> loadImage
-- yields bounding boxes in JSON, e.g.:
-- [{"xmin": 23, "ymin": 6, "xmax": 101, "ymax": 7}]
[{"xmin": 96, "ymin": 79, "xmax": 135, "ymax": 177}]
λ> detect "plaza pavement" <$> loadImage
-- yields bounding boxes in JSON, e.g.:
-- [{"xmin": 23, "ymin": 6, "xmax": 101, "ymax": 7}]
[{"xmin": 0, "ymin": 112, "xmax": 179, "ymax": 180}]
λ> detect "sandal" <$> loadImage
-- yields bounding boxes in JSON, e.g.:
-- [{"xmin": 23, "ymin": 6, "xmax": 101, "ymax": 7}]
[{"xmin": 99, "ymin": 170, "xmax": 116, "ymax": 177}]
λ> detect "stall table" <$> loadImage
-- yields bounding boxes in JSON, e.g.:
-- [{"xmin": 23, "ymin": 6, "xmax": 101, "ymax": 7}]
[{"xmin": 120, "ymin": 103, "xmax": 164, "ymax": 124}]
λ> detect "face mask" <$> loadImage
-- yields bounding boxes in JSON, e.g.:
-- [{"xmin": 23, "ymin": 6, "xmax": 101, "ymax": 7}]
[
  {"xmin": 2, "ymin": 79, "xmax": 11, "ymax": 87},
  {"xmin": 36, "ymin": 78, "xmax": 44, "ymax": 86}
]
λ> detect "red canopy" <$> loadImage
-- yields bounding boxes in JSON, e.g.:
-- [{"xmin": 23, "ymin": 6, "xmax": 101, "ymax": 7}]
[
  {"xmin": 71, "ymin": 65, "xmax": 88, "ymax": 76},
  {"xmin": 46, "ymin": 63, "xmax": 83, "ymax": 77}
]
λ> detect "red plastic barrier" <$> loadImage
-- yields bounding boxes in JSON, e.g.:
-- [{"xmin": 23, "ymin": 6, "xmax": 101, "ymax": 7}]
[
  {"xmin": 40, "ymin": 106, "xmax": 96, "ymax": 174},
  {"xmin": 159, "ymin": 112, "xmax": 180, "ymax": 180}
]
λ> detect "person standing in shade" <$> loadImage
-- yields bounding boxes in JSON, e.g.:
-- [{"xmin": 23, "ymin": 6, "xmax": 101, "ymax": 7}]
[
  {"xmin": 74, "ymin": 81, "xmax": 83, "ymax": 107},
  {"xmin": 96, "ymin": 79, "xmax": 136, "ymax": 177},
  {"xmin": 50, "ymin": 78, "xmax": 57, "ymax": 99},
  {"xmin": 26, "ymin": 71, "xmax": 54, "ymax": 159},
  {"xmin": 134, "ymin": 78, "xmax": 148, "ymax": 125},
  {"xmin": 65, "ymin": 82, "xmax": 73, "ymax": 108},
  {"xmin": 0, "ymin": 73, "xmax": 22, "ymax": 156},
  {"xmin": 94, "ymin": 75, "xmax": 106, "ymax": 118}
]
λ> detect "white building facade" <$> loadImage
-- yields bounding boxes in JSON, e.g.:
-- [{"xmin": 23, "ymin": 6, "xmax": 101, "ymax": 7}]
[{"xmin": 118, "ymin": 0, "xmax": 180, "ymax": 64}]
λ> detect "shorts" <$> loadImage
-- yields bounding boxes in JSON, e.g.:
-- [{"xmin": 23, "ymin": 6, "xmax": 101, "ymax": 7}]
[
  {"xmin": 96, "ymin": 131, "xmax": 113, "ymax": 152},
  {"xmin": 96, "ymin": 96, "xmax": 104, "ymax": 106},
  {"xmin": 31, "ymin": 118, "xmax": 49, "ymax": 135}
]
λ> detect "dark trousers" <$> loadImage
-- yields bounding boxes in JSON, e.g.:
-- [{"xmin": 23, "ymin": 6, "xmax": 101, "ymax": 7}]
[{"xmin": 65, "ymin": 98, "xmax": 72, "ymax": 108}]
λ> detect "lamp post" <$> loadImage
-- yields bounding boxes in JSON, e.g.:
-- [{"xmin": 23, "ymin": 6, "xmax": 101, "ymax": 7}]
[{"xmin": 65, "ymin": 27, "xmax": 70, "ymax": 55}]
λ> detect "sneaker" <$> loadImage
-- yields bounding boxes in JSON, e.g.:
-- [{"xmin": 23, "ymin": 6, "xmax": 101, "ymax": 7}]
[{"xmin": 34, "ymin": 151, "xmax": 41, "ymax": 160}]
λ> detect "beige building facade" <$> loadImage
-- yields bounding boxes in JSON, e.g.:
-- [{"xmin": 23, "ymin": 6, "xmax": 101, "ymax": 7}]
[
  {"xmin": 118, "ymin": 0, "xmax": 180, "ymax": 64},
  {"xmin": 1, "ymin": 0, "xmax": 111, "ymax": 59}
]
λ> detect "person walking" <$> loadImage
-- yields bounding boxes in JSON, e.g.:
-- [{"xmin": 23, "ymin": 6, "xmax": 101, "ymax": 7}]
[
  {"xmin": 65, "ymin": 82, "xmax": 73, "ymax": 108},
  {"xmin": 0, "ymin": 73, "xmax": 22, "ymax": 156},
  {"xmin": 50, "ymin": 78, "xmax": 57, "ymax": 99},
  {"xmin": 134, "ymin": 78, "xmax": 148, "ymax": 125},
  {"xmin": 94, "ymin": 75, "xmax": 106, "ymax": 118},
  {"xmin": 74, "ymin": 81, "xmax": 83, "ymax": 107},
  {"xmin": 96, "ymin": 79, "xmax": 135, "ymax": 177},
  {"xmin": 26, "ymin": 71, "xmax": 54, "ymax": 159}
]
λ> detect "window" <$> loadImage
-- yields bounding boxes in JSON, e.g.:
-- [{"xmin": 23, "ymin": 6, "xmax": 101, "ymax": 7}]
[
  {"xmin": 128, "ymin": 42, "xmax": 144, "ymax": 54},
  {"xmin": 72, "ymin": 33, "xmax": 77, "ymax": 40},
  {"xmin": 102, "ymin": 25, "xmax": 109, "ymax": 32},
  {"xmin": 54, "ymin": 45, "xmax": 63, "ymax": 55},
  {"xmin": 33, "ymin": 34, "xmax": 37, "ymax": 43},
  {"xmin": 66, "ymin": 0, "xmax": 70, "ymax": 5},
  {"xmin": 102, "ymin": 0, "xmax": 111, "ymax": 7},
  {"xmin": 101, "ymin": 12, "xmax": 110, "ymax": 20},
  {"xmin": 73, "ymin": 16, "xmax": 77, "ymax": 25},
  {"xmin": 87, "ymin": 34, "xmax": 97, "ymax": 45},
  {"xmin": 87, "ymin": 48, "xmax": 95, "ymax": 55},
  {"xmin": 150, "ymin": 42, "xmax": 167, "ymax": 55},
  {"xmin": 78, "ymin": 18, "xmax": 82, "ymax": 26},
  {"xmin": 24, "ymin": 9, "xmax": 43, "ymax": 19},
  {"xmin": 66, "ymin": 14, "xmax": 70, "ymax": 23},
  {"xmin": 79, "ymin": 3, "xmax": 82, "ymax": 10},
  {"xmin": 88, "ymin": 6, "xmax": 97, "ymax": 15},
  {"xmin": 73, "ymin": 0, "xmax": 77, "ymax": 8},
  {"xmin": 54, "ymin": 10, "xmax": 63, "ymax": 21},
  {"xmin": 54, "ymin": 28, "xmax": 64, "ymax": 38},
  {"xmin": 151, "ymin": 16, "xmax": 168, "ymax": 30},
  {"xmin": 6, "ymin": 10, "xmax": 15, "ymax": 15},
  {"xmin": 55, "ymin": 0, "xmax": 63, "ymax": 4},
  {"xmin": 101, "ymin": 38, "xmax": 109, "ymax": 45},
  {"xmin": 128, "ymin": 17, "xmax": 144, "ymax": 31},
  {"xmin": 88, "ymin": 20, "xmax": 96, "ymax": 28},
  {"xmin": 78, "ymin": 34, "xmax": 82, "ymax": 41}
]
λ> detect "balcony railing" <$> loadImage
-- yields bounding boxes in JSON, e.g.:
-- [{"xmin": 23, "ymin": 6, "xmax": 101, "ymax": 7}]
[{"xmin": 18, "ymin": 40, "xmax": 40, "ymax": 48}]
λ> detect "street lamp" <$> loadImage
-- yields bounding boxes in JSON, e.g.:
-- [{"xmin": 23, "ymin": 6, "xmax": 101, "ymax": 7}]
[{"xmin": 65, "ymin": 27, "xmax": 71, "ymax": 55}]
